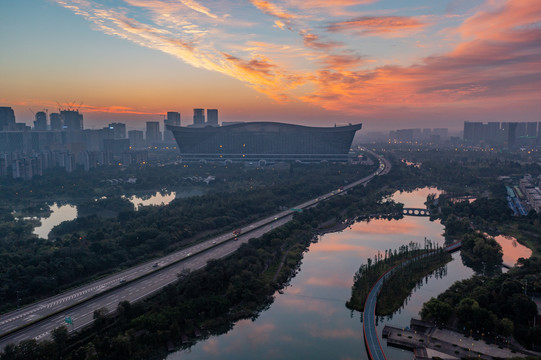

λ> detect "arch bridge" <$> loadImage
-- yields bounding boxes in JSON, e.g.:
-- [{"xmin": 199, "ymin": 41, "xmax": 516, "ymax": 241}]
[{"xmin": 402, "ymin": 208, "xmax": 431, "ymax": 217}]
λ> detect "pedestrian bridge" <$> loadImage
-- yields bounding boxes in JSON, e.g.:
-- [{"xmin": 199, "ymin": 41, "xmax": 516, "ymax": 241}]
[{"xmin": 402, "ymin": 208, "xmax": 431, "ymax": 216}]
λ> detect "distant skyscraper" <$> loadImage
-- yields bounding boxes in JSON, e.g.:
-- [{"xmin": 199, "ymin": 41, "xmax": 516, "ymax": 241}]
[
  {"xmin": 146, "ymin": 121, "xmax": 161, "ymax": 144},
  {"xmin": 207, "ymin": 109, "xmax": 218, "ymax": 126},
  {"xmin": 33, "ymin": 111, "xmax": 47, "ymax": 130},
  {"xmin": 50, "ymin": 113, "xmax": 62, "ymax": 130},
  {"xmin": 193, "ymin": 108, "xmax": 205, "ymax": 126},
  {"xmin": 164, "ymin": 112, "xmax": 181, "ymax": 142},
  {"xmin": 108, "ymin": 122, "xmax": 126, "ymax": 139},
  {"xmin": 61, "ymin": 110, "xmax": 83, "ymax": 130},
  {"xmin": 0, "ymin": 107, "xmax": 16, "ymax": 130}
]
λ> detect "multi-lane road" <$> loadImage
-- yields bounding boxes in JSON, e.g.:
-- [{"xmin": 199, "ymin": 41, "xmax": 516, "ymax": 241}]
[{"xmin": 0, "ymin": 151, "xmax": 390, "ymax": 349}]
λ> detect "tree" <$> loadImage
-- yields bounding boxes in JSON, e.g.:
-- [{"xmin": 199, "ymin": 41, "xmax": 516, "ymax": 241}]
[{"xmin": 420, "ymin": 298, "xmax": 453, "ymax": 324}]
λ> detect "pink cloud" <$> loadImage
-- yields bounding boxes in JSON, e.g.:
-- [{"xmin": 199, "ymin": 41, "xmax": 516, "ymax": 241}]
[{"xmin": 326, "ymin": 16, "xmax": 428, "ymax": 37}]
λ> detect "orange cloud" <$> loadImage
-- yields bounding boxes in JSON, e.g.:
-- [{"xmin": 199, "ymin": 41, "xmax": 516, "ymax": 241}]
[
  {"xmin": 250, "ymin": 0, "xmax": 297, "ymax": 21},
  {"xmin": 80, "ymin": 105, "xmax": 159, "ymax": 115},
  {"xmin": 301, "ymin": 31, "xmax": 343, "ymax": 50},
  {"xmin": 319, "ymin": 53, "xmax": 364, "ymax": 70},
  {"xmin": 288, "ymin": 0, "xmax": 378, "ymax": 8},
  {"xmin": 326, "ymin": 16, "xmax": 428, "ymax": 37},
  {"xmin": 51, "ymin": 0, "xmax": 541, "ymax": 120}
]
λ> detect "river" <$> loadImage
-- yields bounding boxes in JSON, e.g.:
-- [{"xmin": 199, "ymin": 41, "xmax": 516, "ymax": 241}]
[
  {"xmin": 32, "ymin": 189, "xmax": 203, "ymax": 238},
  {"xmin": 167, "ymin": 187, "xmax": 530, "ymax": 360}
]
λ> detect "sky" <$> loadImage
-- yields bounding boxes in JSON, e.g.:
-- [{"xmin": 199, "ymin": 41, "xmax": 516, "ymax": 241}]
[{"xmin": 1, "ymin": 0, "xmax": 540, "ymax": 132}]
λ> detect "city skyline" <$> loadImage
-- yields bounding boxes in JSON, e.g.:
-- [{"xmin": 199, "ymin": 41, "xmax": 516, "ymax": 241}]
[{"xmin": 1, "ymin": 0, "xmax": 540, "ymax": 131}]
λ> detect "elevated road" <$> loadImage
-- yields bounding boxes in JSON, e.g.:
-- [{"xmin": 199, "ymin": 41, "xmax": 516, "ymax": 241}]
[
  {"xmin": 0, "ymin": 150, "xmax": 391, "ymax": 349},
  {"xmin": 363, "ymin": 242, "xmax": 461, "ymax": 360}
]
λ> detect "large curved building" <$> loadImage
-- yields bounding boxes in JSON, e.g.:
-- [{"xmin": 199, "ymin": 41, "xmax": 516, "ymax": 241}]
[{"xmin": 167, "ymin": 122, "xmax": 362, "ymax": 162}]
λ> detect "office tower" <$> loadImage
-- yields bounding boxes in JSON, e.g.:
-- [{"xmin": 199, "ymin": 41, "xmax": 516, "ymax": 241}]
[
  {"xmin": 61, "ymin": 110, "xmax": 83, "ymax": 130},
  {"xmin": 50, "ymin": 113, "xmax": 62, "ymax": 130},
  {"xmin": 164, "ymin": 112, "xmax": 181, "ymax": 142},
  {"xmin": 0, "ymin": 106, "xmax": 16, "ymax": 130},
  {"xmin": 146, "ymin": 121, "xmax": 161, "ymax": 144},
  {"xmin": 33, "ymin": 111, "xmax": 48, "ymax": 130},
  {"xmin": 128, "ymin": 130, "xmax": 145, "ymax": 149},
  {"xmin": 193, "ymin": 108, "xmax": 205, "ymax": 126},
  {"xmin": 108, "ymin": 122, "xmax": 126, "ymax": 139},
  {"xmin": 207, "ymin": 109, "xmax": 218, "ymax": 126}
]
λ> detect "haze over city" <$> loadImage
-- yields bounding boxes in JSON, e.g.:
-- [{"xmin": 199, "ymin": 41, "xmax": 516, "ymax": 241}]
[{"xmin": 1, "ymin": 0, "xmax": 540, "ymax": 131}]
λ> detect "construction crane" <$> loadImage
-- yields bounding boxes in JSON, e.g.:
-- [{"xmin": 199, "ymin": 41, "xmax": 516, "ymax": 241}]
[{"xmin": 56, "ymin": 101, "xmax": 83, "ymax": 112}]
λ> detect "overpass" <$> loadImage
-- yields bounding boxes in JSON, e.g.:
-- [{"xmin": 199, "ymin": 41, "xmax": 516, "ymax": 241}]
[{"xmin": 363, "ymin": 241, "xmax": 461, "ymax": 360}]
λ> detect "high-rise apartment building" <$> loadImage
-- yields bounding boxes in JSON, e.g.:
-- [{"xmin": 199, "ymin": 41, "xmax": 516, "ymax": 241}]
[
  {"xmin": 0, "ymin": 107, "xmax": 16, "ymax": 130},
  {"xmin": 463, "ymin": 121, "xmax": 484, "ymax": 143},
  {"xmin": 108, "ymin": 122, "xmax": 126, "ymax": 139},
  {"xmin": 485, "ymin": 122, "xmax": 501, "ymax": 144},
  {"xmin": 146, "ymin": 121, "xmax": 161, "ymax": 144},
  {"xmin": 61, "ymin": 110, "xmax": 83, "ymax": 131},
  {"xmin": 164, "ymin": 112, "xmax": 181, "ymax": 142},
  {"xmin": 193, "ymin": 108, "xmax": 205, "ymax": 126},
  {"xmin": 526, "ymin": 122, "xmax": 537, "ymax": 137},
  {"xmin": 50, "ymin": 113, "xmax": 62, "ymax": 130},
  {"xmin": 33, "ymin": 111, "xmax": 48, "ymax": 130},
  {"xmin": 207, "ymin": 109, "xmax": 218, "ymax": 126},
  {"xmin": 128, "ymin": 130, "xmax": 145, "ymax": 149}
]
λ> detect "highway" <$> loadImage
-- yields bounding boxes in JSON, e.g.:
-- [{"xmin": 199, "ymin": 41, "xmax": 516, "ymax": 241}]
[{"xmin": 0, "ymin": 150, "xmax": 390, "ymax": 349}]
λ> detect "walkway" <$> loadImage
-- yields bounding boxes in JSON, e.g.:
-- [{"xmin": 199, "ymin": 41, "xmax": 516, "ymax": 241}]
[{"xmin": 362, "ymin": 242, "xmax": 461, "ymax": 360}]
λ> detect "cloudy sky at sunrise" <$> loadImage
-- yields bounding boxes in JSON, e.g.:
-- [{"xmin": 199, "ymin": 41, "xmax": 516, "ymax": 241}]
[{"xmin": 1, "ymin": 0, "xmax": 540, "ymax": 131}]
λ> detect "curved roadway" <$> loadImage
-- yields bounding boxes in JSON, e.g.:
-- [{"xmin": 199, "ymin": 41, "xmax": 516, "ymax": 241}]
[
  {"xmin": 0, "ymin": 150, "xmax": 390, "ymax": 349},
  {"xmin": 363, "ymin": 242, "xmax": 462, "ymax": 360}
]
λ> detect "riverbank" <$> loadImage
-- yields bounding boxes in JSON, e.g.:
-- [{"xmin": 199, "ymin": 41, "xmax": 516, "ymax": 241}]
[{"xmin": 383, "ymin": 319, "xmax": 538, "ymax": 359}]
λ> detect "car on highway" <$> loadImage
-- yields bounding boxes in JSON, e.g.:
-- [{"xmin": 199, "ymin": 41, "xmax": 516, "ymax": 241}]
[
  {"xmin": 152, "ymin": 262, "xmax": 159, "ymax": 268},
  {"xmin": 119, "ymin": 279, "xmax": 126, "ymax": 284},
  {"xmin": 212, "ymin": 240, "xmax": 216, "ymax": 244}
]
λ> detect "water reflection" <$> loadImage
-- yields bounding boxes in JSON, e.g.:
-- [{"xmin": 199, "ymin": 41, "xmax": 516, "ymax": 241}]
[
  {"xmin": 124, "ymin": 191, "xmax": 176, "ymax": 210},
  {"xmin": 494, "ymin": 235, "xmax": 532, "ymax": 266},
  {"xmin": 33, "ymin": 203, "xmax": 77, "ymax": 239},
  {"xmin": 124, "ymin": 189, "xmax": 205, "ymax": 210},
  {"xmin": 169, "ymin": 187, "xmax": 475, "ymax": 360},
  {"xmin": 169, "ymin": 187, "xmax": 532, "ymax": 359}
]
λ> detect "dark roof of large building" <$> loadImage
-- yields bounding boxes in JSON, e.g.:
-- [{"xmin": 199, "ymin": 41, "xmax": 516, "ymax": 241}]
[{"xmin": 167, "ymin": 121, "xmax": 362, "ymax": 162}]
